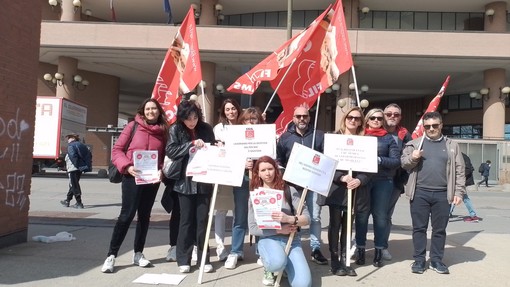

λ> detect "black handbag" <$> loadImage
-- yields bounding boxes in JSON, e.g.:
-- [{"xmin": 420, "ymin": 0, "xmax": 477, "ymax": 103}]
[
  {"xmin": 163, "ymin": 156, "xmax": 182, "ymax": 180},
  {"xmin": 109, "ymin": 122, "xmax": 138, "ymax": 183}
]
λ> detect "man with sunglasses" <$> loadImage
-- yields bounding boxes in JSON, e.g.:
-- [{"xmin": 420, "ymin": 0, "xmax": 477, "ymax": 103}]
[
  {"xmin": 401, "ymin": 111, "xmax": 465, "ymax": 275},
  {"xmin": 277, "ymin": 106, "xmax": 328, "ymax": 265},
  {"xmin": 381, "ymin": 104, "xmax": 412, "ymax": 261}
]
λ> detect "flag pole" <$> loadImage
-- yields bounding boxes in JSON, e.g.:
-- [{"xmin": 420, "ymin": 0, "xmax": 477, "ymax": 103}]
[
  {"xmin": 197, "ymin": 183, "xmax": 219, "ymax": 284},
  {"xmin": 274, "ymin": 187, "xmax": 308, "ymax": 287},
  {"xmin": 350, "ymin": 66, "xmax": 360, "ymax": 107},
  {"xmin": 263, "ymin": 58, "xmax": 297, "ymax": 114},
  {"xmin": 199, "ymin": 84, "xmax": 207, "ymax": 121},
  {"xmin": 311, "ymin": 95, "xmax": 321, "ymax": 148}
]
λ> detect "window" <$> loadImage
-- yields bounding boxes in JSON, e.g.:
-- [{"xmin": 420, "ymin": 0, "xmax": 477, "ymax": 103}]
[
  {"xmin": 443, "ymin": 124, "xmax": 482, "ymax": 139},
  {"xmin": 446, "ymin": 93, "xmax": 483, "ymax": 111}
]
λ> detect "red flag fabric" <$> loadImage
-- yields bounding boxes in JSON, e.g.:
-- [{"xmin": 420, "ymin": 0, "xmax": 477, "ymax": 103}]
[
  {"xmin": 411, "ymin": 75, "xmax": 451, "ymax": 139},
  {"xmin": 152, "ymin": 6, "xmax": 202, "ymax": 124},
  {"xmin": 272, "ymin": 0, "xmax": 353, "ymax": 135}
]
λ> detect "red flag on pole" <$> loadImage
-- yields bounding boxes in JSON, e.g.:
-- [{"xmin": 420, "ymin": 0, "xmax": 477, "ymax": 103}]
[
  {"xmin": 272, "ymin": 0, "xmax": 353, "ymax": 134},
  {"xmin": 411, "ymin": 75, "xmax": 451, "ymax": 139},
  {"xmin": 226, "ymin": 7, "xmax": 332, "ymax": 95},
  {"xmin": 152, "ymin": 6, "xmax": 202, "ymax": 124}
]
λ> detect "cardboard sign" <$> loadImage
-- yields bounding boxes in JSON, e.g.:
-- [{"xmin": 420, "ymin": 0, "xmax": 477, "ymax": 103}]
[
  {"xmin": 324, "ymin": 134, "xmax": 378, "ymax": 173},
  {"xmin": 191, "ymin": 146, "xmax": 246, "ymax": 187},
  {"xmin": 282, "ymin": 143, "xmax": 337, "ymax": 196}
]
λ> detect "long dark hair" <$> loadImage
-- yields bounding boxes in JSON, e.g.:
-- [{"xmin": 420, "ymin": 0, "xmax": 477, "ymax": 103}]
[
  {"xmin": 218, "ymin": 98, "xmax": 241, "ymax": 125},
  {"xmin": 176, "ymin": 100, "xmax": 204, "ymax": 126},
  {"xmin": 250, "ymin": 156, "xmax": 285, "ymax": 191},
  {"xmin": 136, "ymin": 98, "xmax": 168, "ymax": 131}
]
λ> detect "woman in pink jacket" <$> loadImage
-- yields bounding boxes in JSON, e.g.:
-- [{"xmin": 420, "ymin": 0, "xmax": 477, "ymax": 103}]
[{"xmin": 101, "ymin": 98, "xmax": 168, "ymax": 273}]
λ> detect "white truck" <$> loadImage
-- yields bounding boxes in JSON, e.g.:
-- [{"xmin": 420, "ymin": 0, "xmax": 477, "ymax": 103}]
[{"xmin": 32, "ymin": 96, "xmax": 88, "ymax": 173}]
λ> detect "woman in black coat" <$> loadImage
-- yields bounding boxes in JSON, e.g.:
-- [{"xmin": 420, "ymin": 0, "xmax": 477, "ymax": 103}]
[{"xmin": 166, "ymin": 100, "xmax": 215, "ymax": 273}]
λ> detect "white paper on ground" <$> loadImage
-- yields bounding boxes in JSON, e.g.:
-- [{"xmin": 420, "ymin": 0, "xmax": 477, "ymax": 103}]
[{"xmin": 132, "ymin": 273, "xmax": 186, "ymax": 285}]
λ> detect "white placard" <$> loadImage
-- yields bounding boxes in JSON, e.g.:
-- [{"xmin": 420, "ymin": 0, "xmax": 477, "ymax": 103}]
[
  {"xmin": 133, "ymin": 150, "xmax": 159, "ymax": 185},
  {"xmin": 282, "ymin": 143, "xmax": 337, "ymax": 196},
  {"xmin": 224, "ymin": 124, "xmax": 276, "ymax": 159},
  {"xmin": 191, "ymin": 146, "xmax": 246, "ymax": 187},
  {"xmin": 324, "ymin": 134, "xmax": 378, "ymax": 173}
]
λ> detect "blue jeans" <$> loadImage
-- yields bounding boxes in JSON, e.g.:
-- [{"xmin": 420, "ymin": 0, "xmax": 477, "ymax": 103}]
[
  {"xmin": 230, "ymin": 176, "xmax": 249, "ymax": 257},
  {"xmin": 303, "ymin": 189, "xmax": 322, "ymax": 251},
  {"xmin": 355, "ymin": 179, "xmax": 393, "ymax": 249},
  {"xmin": 449, "ymin": 194, "xmax": 477, "ymax": 217},
  {"xmin": 258, "ymin": 236, "xmax": 311, "ymax": 287}
]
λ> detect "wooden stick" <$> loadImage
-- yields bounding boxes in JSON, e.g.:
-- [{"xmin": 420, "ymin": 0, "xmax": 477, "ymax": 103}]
[
  {"xmin": 198, "ymin": 183, "xmax": 219, "ymax": 284},
  {"xmin": 345, "ymin": 169, "xmax": 353, "ymax": 267},
  {"xmin": 274, "ymin": 187, "xmax": 308, "ymax": 287}
]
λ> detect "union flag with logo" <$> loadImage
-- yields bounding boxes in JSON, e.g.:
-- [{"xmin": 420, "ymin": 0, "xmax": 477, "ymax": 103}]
[{"xmin": 152, "ymin": 6, "xmax": 202, "ymax": 124}]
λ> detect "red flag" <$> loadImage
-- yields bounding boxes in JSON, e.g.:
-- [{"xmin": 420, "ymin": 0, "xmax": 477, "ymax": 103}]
[
  {"xmin": 272, "ymin": 0, "xmax": 353, "ymax": 134},
  {"xmin": 226, "ymin": 7, "xmax": 332, "ymax": 95},
  {"xmin": 411, "ymin": 75, "xmax": 451, "ymax": 139},
  {"xmin": 152, "ymin": 6, "xmax": 202, "ymax": 124}
]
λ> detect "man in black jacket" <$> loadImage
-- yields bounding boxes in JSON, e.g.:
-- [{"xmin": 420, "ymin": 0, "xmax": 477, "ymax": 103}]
[{"xmin": 276, "ymin": 106, "xmax": 327, "ymax": 265}]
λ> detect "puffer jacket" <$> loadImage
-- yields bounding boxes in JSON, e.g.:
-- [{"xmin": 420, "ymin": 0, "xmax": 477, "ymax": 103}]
[
  {"xmin": 112, "ymin": 114, "xmax": 166, "ymax": 174},
  {"xmin": 401, "ymin": 136, "xmax": 466, "ymax": 203},
  {"xmin": 166, "ymin": 121, "xmax": 215, "ymax": 195},
  {"xmin": 372, "ymin": 133, "xmax": 401, "ymax": 180},
  {"xmin": 276, "ymin": 122, "xmax": 324, "ymax": 167}
]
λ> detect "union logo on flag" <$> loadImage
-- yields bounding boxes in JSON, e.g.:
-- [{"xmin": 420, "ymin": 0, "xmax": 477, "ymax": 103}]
[
  {"xmin": 245, "ymin": 128, "xmax": 255, "ymax": 139},
  {"xmin": 312, "ymin": 154, "xmax": 321, "ymax": 165},
  {"xmin": 347, "ymin": 138, "xmax": 354, "ymax": 145}
]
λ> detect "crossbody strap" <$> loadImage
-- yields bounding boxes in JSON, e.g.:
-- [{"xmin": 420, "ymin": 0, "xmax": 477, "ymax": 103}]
[{"xmin": 123, "ymin": 122, "xmax": 138, "ymax": 153}]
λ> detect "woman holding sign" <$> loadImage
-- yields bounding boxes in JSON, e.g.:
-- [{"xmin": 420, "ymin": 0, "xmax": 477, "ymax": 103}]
[
  {"xmin": 355, "ymin": 108, "xmax": 400, "ymax": 268},
  {"xmin": 101, "ymin": 98, "xmax": 168, "ymax": 273},
  {"xmin": 248, "ymin": 156, "xmax": 311, "ymax": 287},
  {"xmin": 317, "ymin": 107, "xmax": 371, "ymax": 277},
  {"xmin": 213, "ymin": 98, "xmax": 241, "ymax": 263},
  {"xmin": 166, "ymin": 99, "xmax": 216, "ymax": 274}
]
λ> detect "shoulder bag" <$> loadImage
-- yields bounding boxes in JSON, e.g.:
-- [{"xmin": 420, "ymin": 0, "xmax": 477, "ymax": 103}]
[{"xmin": 108, "ymin": 122, "xmax": 138, "ymax": 183}]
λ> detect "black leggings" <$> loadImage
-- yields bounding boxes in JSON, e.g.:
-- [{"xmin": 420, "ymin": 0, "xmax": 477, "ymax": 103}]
[{"xmin": 328, "ymin": 206, "xmax": 352, "ymax": 255}]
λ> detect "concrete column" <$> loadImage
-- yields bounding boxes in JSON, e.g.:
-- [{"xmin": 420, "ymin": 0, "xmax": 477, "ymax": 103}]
[
  {"xmin": 198, "ymin": 0, "xmax": 218, "ymax": 26},
  {"xmin": 482, "ymin": 68, "xmax": 506, "ymax": 140},
  {"xmin": 334, "ymin": 72, "xmax": 352, "ymax": 130},
  {"xmin": 484, "ymin": 1, "xmax": 507, "ymax": 33},
  {"xmin": 60, "ymin": 0, "xmax": 81, "ymax": 22},
  {"xmin": 201, "ymin": 61, "xmax": 215, "ymax": 124},
  {"xmin": 55, "ymin": 56, "xmax": 78, "ymax": 101},
  {"xmin": 344, "ymin": 0, "xmax": 360, "ymax": 28}
]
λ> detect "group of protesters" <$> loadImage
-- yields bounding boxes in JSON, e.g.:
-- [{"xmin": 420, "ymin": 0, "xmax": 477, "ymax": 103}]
[{"xmin": 101, "ymin": 96, "xmax": 467, "ymax": 286}]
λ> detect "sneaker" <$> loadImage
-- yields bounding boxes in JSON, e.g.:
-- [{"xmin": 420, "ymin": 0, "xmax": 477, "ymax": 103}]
[
  {"xmin": 382, "ymin": 249, "xmax": 392, "ymax": 261},
  {"xmin": 262, "ymin": 269, "xmax": 275, "ymax": 286},
  {"xmin": 257, "ymin": 257, "xmax": 264, "ymax": 266},
  {"xmin": 72, "ymin": 202, "xmax": 84, "ymax": 209},
  {"xmin": 101, "ymin": 255, "xmax": 115, "ymax": 273},
  {"xmin": 311, "ymin": 249, "xmax": 328, "ymax": 265},
  {"xmin": 166, "ymin": 246, "xmax": 177, "ymax": 262},
  {"xmin": 429, "ymin": 261, "xmax": 449, "ymax": 274},
  {"xmin": 217, "ymin": 248, "xmax": 229, "ymax": 261},
  {"xmin": 60, "ymin": 200, "xmax": 70, "ymax": 207},
  {"xmin": 192, "ymin": 245, "xmax": 198, "ymax": 262},
  {"xmin": 133, "ymin": 252, "xmax": 151, "ymax": 267},
  {"xmin": 464, "ymin": 216, "xmax": 480, "ymax": 222},
  {"xmin": 411, "ymin": 260, "xmax": 426, "ymax": 274},
  {"xmin": 225, "ymin": 254, "xmax": 239, "ymax": 269},
  {"xmin": 203, "ymin": 264, "xmax": 214, "ymax": 273},
  {"xmin": 179, "ymin": 265, "xmax": 191, "ymax": 273}
]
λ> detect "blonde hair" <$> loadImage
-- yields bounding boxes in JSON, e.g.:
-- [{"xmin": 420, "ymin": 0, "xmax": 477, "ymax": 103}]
[{"xmin": 337, "ymin": 106, "xmax": 365, "ymax": 135}]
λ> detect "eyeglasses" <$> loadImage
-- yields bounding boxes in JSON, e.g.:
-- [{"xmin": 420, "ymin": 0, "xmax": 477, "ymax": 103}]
[
  {"xmin": 384, "ymin": 112, "xmax": 401, "ymax": 118},
  {"xmin": 294, "ymin": 114, "xmax": 309, "ymax": 119},
  {"xmin": 423, "ymin": 124, "xmax": 440, "ymax": 130},
  {"xmin": 346, "ymin": 116, "xmax": 362, "ymax": 121},
  {"xmin": 369, "ymin": 116, "xmax": 383, "ymax": 121}
]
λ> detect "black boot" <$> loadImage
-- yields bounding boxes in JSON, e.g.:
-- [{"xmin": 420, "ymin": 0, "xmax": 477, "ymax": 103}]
[
  {"xmin": 341, "ymin": 253, "xmax": 357, "ymax": 276},
  {"xmin": 373, "ymin": 249, "xmax": 383, "ymax": 267},
  {"xmin": 330, "ymin": 252, "xmax": 345, "ymax": 276},
  {"xmin": 355, "ymin": 248, "xmax": 365, "ymax": 265}
]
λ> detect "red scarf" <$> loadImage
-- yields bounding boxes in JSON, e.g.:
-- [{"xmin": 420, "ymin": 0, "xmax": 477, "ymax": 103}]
[
  {"xmin": 397, "ymin": 126, "xmax": 409, "ymax": 140},
  {"xmin": 365, "ymin": 127, "xmax": 387, "ymax": 137}
]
